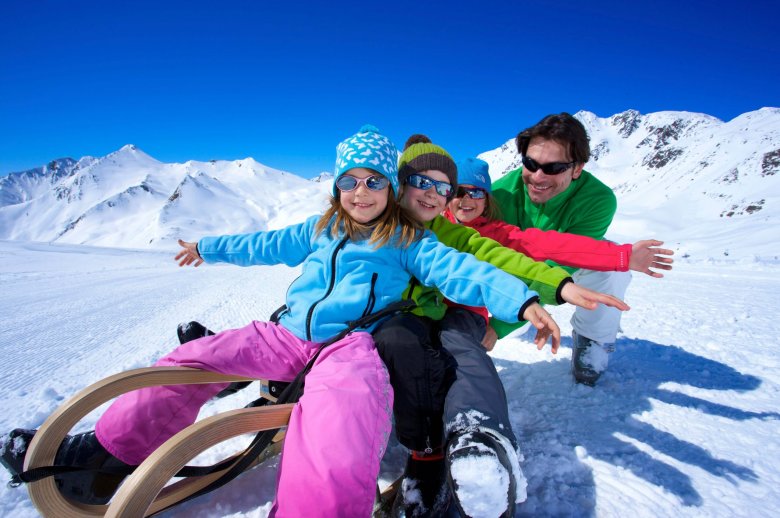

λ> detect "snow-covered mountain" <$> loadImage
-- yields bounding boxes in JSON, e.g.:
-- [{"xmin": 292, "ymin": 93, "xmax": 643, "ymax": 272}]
[
  {"xmin": 0, "ymin": 145, "xmax": 332, "ymax": 249},
  {"xmin": 311, "ymin": 171, "xmax": 334, "ymax": 183},
  {"xmin": 1, "ymin": 107, "xmax": 778, "ymax": 260},
  {"xmin": 479, "ymin": 108, "xmax": 780, "ymax": 262},
  {"xmin": 0, "ymin": 157, "xmax": 81, "ymax": 206}
]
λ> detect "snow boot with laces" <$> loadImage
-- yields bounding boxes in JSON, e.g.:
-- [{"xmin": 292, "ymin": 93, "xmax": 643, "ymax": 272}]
[
  {"xmin": 0, "ymin": 428, "xmax": 133, "ymax": 505},
  {"xmin": 446, "ymin": 429, "xmax": 520, "ymax": 518},
  {"xmin": 571, "ymin": 330, "xmax": 614, "ymax": 386}
]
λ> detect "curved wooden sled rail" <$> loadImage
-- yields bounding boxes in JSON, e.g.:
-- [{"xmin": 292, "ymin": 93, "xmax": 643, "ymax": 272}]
[
  {"xmin": 24, "ymin": 367, "xmax": 290, "ymax": 518},
  {"xmin": 106, "ymin": 403, "xmax": 293, "ymax": 517}
]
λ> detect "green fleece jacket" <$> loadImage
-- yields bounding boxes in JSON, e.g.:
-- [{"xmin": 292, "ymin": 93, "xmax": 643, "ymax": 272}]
[
  {"xmin": 402, "ymin": 215, "xmax": 572, "ymax": 321},
  {"xmin": 489, "ymin": 167, "xmax": 617, "ymax": 336}
]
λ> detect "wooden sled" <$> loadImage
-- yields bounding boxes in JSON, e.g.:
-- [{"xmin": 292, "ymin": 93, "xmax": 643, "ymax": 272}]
[
  {"xmin": 23, "ymin": 366, "xmax": 291, "ymax": 518},
  {"xmin": 23, "ymin": 366, "xmax": 402, "ymax": 517}
]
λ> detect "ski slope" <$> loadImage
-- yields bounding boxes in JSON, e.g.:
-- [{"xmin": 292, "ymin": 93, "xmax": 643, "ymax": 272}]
[{"xmin": 1, "ymin": 240, "xmax": 779, "ymax": 517}]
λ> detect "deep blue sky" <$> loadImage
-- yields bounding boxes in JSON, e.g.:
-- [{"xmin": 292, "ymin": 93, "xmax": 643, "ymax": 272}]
[{"xmin": 1, "ymin": 0, "xmax": 777, "ymax": 178}]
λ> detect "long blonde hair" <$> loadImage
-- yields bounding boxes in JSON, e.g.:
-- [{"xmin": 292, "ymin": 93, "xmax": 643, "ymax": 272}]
[{"xmin": 315, "ymin": 191, "xmax": 423, "ymax": 248}]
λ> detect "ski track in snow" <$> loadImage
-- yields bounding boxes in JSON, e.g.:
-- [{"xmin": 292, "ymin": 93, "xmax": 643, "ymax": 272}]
[{"xmin": 1, "ymin": 241, "xmax": 779, "ymax": 517}]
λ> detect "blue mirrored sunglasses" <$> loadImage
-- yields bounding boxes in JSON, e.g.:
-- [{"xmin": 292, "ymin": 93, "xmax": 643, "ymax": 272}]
[
  {"xmin": 522, "ymin": 156, "xmax": 576, "ymax": 175},
  {"xmin": 455, "ymin": 186, "xmax": 487, "ymax": 199},
  {"xmin": 405, "ymin": 174, "xmax": 453, "ymax": 197},
  {"xmin": 336, "ymin": 174, "xmax": 390, "ymax": 192}
]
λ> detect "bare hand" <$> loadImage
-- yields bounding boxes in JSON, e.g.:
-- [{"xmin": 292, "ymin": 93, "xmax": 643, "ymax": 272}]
[
  {"xmin": 521, "ymin": 302, "xmax": 560, "ymax": 354},
  {"xmin": 175, "ymin": 239, "xmax": 203, "ymax": 267},
  {"xmin": 481, "ymin": 324, "xmax": 498, "ymax": 351},
  {"xmin": 560, "ymin": 282, "xmax": 630, "ymax": 312},
  {"xmin": 630, "ymin": 239, "xmax": 674, "ymax": 278}
]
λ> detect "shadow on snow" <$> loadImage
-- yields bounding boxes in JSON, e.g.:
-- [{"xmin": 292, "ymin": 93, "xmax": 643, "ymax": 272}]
[
  {"xmin": 94, "ymin": 333, "xmax": 777, "ymax": 517},
  {"xmin": 496, "ymin": 332, "xmax": 777, "ymax": 517}
]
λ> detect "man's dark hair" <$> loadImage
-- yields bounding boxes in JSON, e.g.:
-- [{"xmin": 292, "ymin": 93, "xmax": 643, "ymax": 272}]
[{"xmin": 515, "ymin": 113, "xmax": 591, "ymax": 164}]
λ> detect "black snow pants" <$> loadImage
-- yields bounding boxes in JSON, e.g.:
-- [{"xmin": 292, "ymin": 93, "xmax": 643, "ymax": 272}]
[
  {"xmin": 373, "ymin": 312, "xmax": 456, "ymax": 452},
  {"xmin": 374, "ymin": 307, "xmax": 518, "ymax": 452}
]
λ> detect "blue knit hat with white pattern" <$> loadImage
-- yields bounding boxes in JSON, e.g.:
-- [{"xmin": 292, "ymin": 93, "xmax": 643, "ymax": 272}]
[
  {"xmin": 456, "ymin": 157, "xmax": 492, "ymax": 192},
  {"xmin": 334, "ymin": 125, "xmax": 399, "ymax": 197}
]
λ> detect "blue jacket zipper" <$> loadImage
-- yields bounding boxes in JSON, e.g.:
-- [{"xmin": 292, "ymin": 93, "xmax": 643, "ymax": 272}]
[
  {"xmin": 360, "ymin": 273, "xmax": 379, "ymax": 319},
  {"xmin": 305, "ymin": 237, "xmax": 348, "ymax": 341}
]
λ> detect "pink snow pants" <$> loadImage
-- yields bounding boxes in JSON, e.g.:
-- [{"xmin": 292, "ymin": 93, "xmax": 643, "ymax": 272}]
[{"xmin": 95, "ymin": 321, "xmax": 393, "ymax": 517}]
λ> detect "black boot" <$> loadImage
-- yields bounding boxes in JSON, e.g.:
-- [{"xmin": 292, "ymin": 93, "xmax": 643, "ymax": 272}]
[
  {"xmin": 177, "ymin": 321, "xmax": 252, "ymax": 398},
  {"xmin": 213, "ymin": 380, "xmax": 253, "ymax": 399},
  {"xmin": 446, "ymin": 430, "xmax": 518, "ymax": 518},
  {"xmin": 391, "ymin": 450, "xmax": 452, "ymax": 517},
  {"xmin": 571, "ymin": 331, "xmax": 612, "ymax": 386},
  {"xmin": 177, "ymin": 320, "xmax": 215, "ymax": 343},
  {"xmin": 1, "ymin": 428, "xmax": 35, "ymax": 477},
  {"xmin": 1, "ymin": 428, "xmax": 133, "ymax": 505}
]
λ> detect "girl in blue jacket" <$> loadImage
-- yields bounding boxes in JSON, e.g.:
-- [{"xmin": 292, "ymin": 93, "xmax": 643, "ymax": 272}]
[{"xmin": 2, "ymin": 126, "xmax": 561, "ymax": 517}]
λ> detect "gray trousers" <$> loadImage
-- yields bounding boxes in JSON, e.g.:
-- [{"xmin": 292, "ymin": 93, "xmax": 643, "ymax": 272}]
[
  {"xmin": 571, "ymin": 269, "xmax": 632, "ymax": 343},
  {"xmin": 441, "ymin": 307, "xmax": 517, "ymax": 447}
]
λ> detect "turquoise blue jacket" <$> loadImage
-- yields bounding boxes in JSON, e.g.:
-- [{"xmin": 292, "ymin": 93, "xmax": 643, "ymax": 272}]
[{"xmin": 198, "ymin": 215, "xmax": 540, "ymax": 343}]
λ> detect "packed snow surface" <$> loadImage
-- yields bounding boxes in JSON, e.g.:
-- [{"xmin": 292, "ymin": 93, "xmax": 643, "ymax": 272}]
[{"xmin": 1, "ymin": 240, "xmax": 779, "ymax": 517}]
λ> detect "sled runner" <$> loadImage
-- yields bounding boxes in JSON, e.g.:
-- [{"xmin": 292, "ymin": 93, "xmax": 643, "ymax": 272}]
[
  {"xmin": 18, "ymin": 366, "xmax": 290, "ymax": 517},
  {"xmin": 106, "ymin": 398, "xmax": 293, "ymax": 517}
]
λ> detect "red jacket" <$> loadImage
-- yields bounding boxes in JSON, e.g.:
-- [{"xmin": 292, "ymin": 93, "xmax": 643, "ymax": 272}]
[
  {"xmin": 443, "ymin": 211, "xmax": 632, "ymax": 271},
  {"xmin": 443, "ymin": 209, "xmax": 632, "ymax": 323}
]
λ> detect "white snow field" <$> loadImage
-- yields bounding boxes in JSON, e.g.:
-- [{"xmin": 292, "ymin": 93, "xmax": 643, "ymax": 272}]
[{"xmin": 1, "ymin": 240, "xmax": 778, "ymax": 517}]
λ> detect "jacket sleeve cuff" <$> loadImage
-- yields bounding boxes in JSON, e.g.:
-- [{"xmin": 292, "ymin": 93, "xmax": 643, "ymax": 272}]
[
  {"xmin": 517, "ymin": 295, "xmax": 540, "ymax": 321},
  {"xmin": 555, "ymin": 277, "xmax": 574, "ymax": 304},
  {"xmin": 617, "ymin": 243, "xmax": 632, "ymax": 271}
]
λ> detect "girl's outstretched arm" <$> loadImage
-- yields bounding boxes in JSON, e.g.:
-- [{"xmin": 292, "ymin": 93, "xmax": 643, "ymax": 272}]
[
  {"xmin": 522, "ymin": 302, "xmax": 561, "ymax": 353},
  {"xmin": 630, "ymin": 239, "xmax": 674, "ymax": 278},
  {"xmin": 175, "ymin": 239, "xmax": 204, "ymax": 267}
]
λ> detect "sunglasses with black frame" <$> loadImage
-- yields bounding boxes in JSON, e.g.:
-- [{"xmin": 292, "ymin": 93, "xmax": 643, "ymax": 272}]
[
  {"xmin": 405, "ymin": 173, "xmax": 454, "ymax": 197},
  {"xmin": 455, "ymin": 186, "xmax": 487, "ymax": 199},
  {"xmin": 521, "ymin": 156, "xmax": 577, "ymax": 175}
]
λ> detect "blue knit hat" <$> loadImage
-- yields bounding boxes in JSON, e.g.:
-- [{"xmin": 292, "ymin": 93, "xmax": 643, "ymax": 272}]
[
  {"xmin": 334, "ymin": 125, "xmax": 399, "ymax": 197},
  {"xmin": 456, "ymin": 157, "xmax": 492, "ymax": 192}
]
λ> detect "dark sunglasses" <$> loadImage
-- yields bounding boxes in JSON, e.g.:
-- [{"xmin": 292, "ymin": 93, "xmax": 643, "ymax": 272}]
[
  {"xmin": 455, "ymin": 186, "xmax": 487, "ymax": 199},
  {"xmin": 522, "ymin": 156, "xmax": 576, "ymax": 175},
  {"xmin": 405, "ymin": 174, "xmax": 453, "ymax": 197},
  {"xmin": 335, "ymin": 174, "xmax": 390, "ymax": 192}
]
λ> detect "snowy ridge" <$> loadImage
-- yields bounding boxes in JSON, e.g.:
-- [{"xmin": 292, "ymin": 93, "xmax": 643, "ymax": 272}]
[
  {"xmin": 1, "ymin": 107, "xmax": 778, "ymax": 260},
  {"xmin": 0, "ymin": 146, "xmax": 332, "ymax": 248},
  {"xmin": 0, "ymin": 157, "xmax": 79, "ymax": 207},
  {"xmin": 478, "ymin": 108, "xmax": 780, "ymax": 262}
]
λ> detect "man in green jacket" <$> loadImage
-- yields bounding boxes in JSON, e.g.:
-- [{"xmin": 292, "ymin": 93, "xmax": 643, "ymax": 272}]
[{"xmin": 491, "ymin": 112, "xmax": 632, "ymax": 386}]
